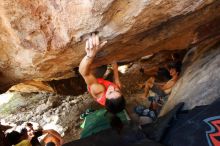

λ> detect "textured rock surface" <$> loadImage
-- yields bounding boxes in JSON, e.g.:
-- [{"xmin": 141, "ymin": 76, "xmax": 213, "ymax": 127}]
[
  {"xmin": 0, "ymin": 62, "xmax": 148, "ymax": 143},
  {"xmin": 8, "ymin": 72, "xmax": 87, "ymax": 95},
  {"xmin": 1, "ymin": 43, "xmax": 220, "ymax": 143},
  {"xmin": 0, "ymin": 92, "xmax": 97, "ymax": 142},
  {"xmin": 160, "ymin": 41, "xmax": 220, "ymax": 116},
  {"xmin": 1, "ymin": 0, "xmax": 220, "ymax": 91},
  {"xmin": 8, "ymin": 80, "xmax": 54, "ymax": 93}
]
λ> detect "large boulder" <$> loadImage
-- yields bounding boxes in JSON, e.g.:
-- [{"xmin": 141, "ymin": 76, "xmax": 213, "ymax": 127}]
[{"xmin": 1, "ymin": 0, "xmax": 220, "ymax": 92}]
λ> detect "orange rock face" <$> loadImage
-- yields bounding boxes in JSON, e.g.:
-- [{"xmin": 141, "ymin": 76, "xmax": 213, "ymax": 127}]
[{"xmin": 0, "ymin": 0, "xmax": 220, "ymax": 92}]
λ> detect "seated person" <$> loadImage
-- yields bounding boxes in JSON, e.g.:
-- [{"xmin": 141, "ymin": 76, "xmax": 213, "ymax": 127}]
[
  {"xmin": 141, "ymin": 62, "xmax": 181, "ymax": 112},
  {"xmin": 79, "ymin": 33, "xmax": 125, "ymax": 115},
  {"xmin": 26, "ymin": 122, "xmax": 41, "ymax": 146},
  {"xmin": 26, "ymin": 123, "xmax": 63, "ymax": 146},
  {"xmin": 17, "ymin": 128, "xmax": 31, "ymax": 146},
  {"xmin": 6, "ymin": 129, "xmax": 31, "ymax": 146}
]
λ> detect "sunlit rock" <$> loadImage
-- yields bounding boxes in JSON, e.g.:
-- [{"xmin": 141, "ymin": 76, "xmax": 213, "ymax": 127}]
[{"xmin": 1, "ymin": 0, "xmax": 220, "ymax": 92}]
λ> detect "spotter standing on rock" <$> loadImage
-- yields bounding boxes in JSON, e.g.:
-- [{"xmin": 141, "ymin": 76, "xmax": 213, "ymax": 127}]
[{"xmin": 79, "ymin": 33, "xmax": 125, "ymax": 114}]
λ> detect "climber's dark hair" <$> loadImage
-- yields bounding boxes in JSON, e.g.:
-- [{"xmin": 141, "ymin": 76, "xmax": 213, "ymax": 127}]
[
  {"xmin": 105, "ymin": 96, "xmax": 126, "ymax": 134},
  {"xmin": 110, "ymin": 114, "xmax": 124, "ymax": 134},
  {"xmin": 105, "ymin": 95, "xmax": 126, "ymax": 114},
  {"xmin": 167, "ymin": 61, "xmax": 182, "ymax": 73}
]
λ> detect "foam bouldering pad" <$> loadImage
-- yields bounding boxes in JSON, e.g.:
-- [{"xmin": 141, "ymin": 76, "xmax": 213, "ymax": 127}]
[{"xmin": 80, "ymin": 109, "xmax": 129, "ymax": 138}]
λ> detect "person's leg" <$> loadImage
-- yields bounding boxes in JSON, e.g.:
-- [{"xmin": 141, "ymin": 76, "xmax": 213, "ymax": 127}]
[
  {"xmin": 143, "ymin": 84, "xmax": 151, "ymax": 98},
  {"xmin": 151, "ymin": 84, "xmax": 166, "ymax": 98},
  {"xmin": 142, "ymin": 77, "xmax": 155, "ymax": 98}
]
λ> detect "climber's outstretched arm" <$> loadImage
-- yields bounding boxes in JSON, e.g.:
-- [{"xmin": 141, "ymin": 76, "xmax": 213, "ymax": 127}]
[
  {"xmin": 79, "ymin": 33, "xmax": 107, "ymax": 86},
  {"xmin": 112, "ymin": 62, "xmax": 121, "ymax": 88},
  {"xmin": 79, "ymin": 55, "xmax": 97, "ymax": 86}
]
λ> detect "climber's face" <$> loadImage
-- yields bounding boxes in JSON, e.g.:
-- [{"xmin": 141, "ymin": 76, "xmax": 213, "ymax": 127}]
[
  {"xmin": 26, "ymin": 126, "xmax": 34, "ymax": 138},
  {"xmin": 169, "ymin": 68, "xmax": 178, "ymax": 77},
  {"xmin": 106, "ymin": 85, "xmax": 121, "ymax": 99}
]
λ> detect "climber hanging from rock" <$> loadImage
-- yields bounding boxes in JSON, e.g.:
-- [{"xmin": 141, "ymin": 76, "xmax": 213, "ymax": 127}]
[{"xmin": 79, "ymin": 33, "xmax": 126, "ymax": 115}]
